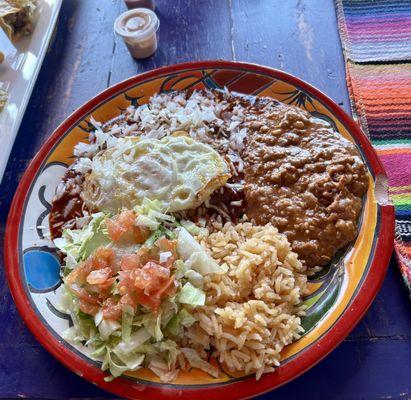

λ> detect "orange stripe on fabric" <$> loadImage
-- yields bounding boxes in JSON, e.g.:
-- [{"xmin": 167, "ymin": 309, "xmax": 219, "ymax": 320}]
[{"xmin": 376, "ymin": 148, "xmax": 411, "ymax": 156}]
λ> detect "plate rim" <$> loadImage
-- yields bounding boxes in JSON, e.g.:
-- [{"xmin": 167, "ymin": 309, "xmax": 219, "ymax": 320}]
[{"xmin": 4, "ymin": 60, "xmax": 395, "ymax": 400}]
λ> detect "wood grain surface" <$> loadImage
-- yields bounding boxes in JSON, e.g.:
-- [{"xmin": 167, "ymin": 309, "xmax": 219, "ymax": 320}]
[{"xmin": 0, "ymin": 0, "xmax": 410, "ymax": 399}]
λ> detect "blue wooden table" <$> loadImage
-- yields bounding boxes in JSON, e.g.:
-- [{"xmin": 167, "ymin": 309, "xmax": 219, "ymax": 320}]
[{"xmin": 0, "ymin": 1, "xmax": 410, "ymax": 399}]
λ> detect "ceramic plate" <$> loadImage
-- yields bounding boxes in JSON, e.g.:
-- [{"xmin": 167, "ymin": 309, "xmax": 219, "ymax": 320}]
[
  {"xmin": 5, "ymin": 61, "xmax": 395, "ymax": 400},
  {"xmin": 0, "ymin": 0, "xmax": 63, "ymax": 182}
]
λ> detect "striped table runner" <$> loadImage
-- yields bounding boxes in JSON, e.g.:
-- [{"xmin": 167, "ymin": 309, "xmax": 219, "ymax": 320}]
[{"xmin": 335, "ymin": 0, "xmax": 411, "ymax": 294}]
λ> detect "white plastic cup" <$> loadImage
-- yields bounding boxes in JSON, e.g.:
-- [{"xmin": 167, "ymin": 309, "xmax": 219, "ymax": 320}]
[{"xmin": 114, "ymin": 8, "xmax": 160, "ymax": 59}]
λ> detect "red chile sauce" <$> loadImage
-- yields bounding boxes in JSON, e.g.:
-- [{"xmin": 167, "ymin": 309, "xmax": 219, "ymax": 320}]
[{"xmin": 49, "ymin": 167, "xmax": 89, "ymax": 238}]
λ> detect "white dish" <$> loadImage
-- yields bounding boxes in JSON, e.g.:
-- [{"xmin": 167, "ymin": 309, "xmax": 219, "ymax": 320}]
[{"xmin": 0, "ymin": 0, "xmax": 62, "ymax": 182}]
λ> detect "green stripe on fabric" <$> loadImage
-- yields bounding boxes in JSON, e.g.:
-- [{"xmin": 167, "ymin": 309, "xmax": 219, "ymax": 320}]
[
  {"xmin": 372, "ymin": 138, "xmax": 411, "ymax": 146},
  {"xmin": 394, "ymin": 203, "xmax": 411, "ymax": 210}
]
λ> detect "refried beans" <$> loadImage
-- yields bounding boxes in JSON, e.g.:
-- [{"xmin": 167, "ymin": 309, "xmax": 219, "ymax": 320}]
[{"xmin": 241, "ymin": 99, "xmax": 368, "ymax": 268}]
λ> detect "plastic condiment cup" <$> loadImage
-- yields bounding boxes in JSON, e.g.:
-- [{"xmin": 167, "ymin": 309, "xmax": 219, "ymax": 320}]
[{"xmin": 114, "ymin": 8, "xmax": 160, "ymax": 59}]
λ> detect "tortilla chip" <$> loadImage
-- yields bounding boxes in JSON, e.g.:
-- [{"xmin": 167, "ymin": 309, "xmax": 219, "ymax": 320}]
[
  {"xmin": 0, "ymin": 0, "xmax": 36, "ymax": 41},
  {"xmin": 0, "ymin": 88, "xmax": 8, "ymax": 112}
]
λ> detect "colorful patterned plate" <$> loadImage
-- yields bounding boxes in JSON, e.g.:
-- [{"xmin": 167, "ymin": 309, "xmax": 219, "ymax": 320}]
[{"xmin": 4, "ymin": 61, "xmax": 395, "ymax": 400}]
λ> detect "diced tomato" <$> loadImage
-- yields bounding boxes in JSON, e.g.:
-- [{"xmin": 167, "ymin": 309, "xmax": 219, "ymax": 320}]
[
  {"xmin": 107, "ymin": 210, "xmax": 136, "ymax": 242},
  {"xmin": 91, "ymin": 247, "xmax": 115, "ymax": 270},
  {"xmin": 65, "ymin": 267, "xmax": 82, "ymax": 286},
  {"xmin": 120, "ymin": 292, "xmax": 138, "ymax": 308},
  {"xmin": 80, "ymin": 259, "xmax": 94, "ymax": 278},
  {"xmin": 67, "ymin": 232, "xmax": 179, "ymax": 317},
  {"xmin": 68, "ymin": 283, "xmax": 99, "ymax": 305},
  {"xmin": 133, "ymin": 261, "xmax": 170, "ymax": 294},
  {"xmin": 120, "ymin": 254, "xmax": 141, "ymax": 271},
  {"xmin": 117, "ymin": 256, "xmax": 177, "ymax": 313},
  {"xmin": 117, "ymin": 270, "xmax": 134, "ymax": 297},
  {"xmin": 137, "ymin": 246, "xmax": 155, "ymax": 266},
  {"xmin": 97, "ymin": 276, "xmax": 116, "ymax": 290},
  {"xmin": 157, "ymin": 275, "xmax": 177, "ymax": 297},
  {"xmin": 79, "ymin": 299, "xmax": 99, "ymax": 316},
  {"xmin": 66, "ymin": 260, "xmax": 92, "ymax": 285},
  {"xmin": 156, "ymin": 237, "xmax": 177, "ymax": 254},
  {"xmin": 66, "ymin": 247, "xmax": 117, "ymax": 312},
  {"xmin": 86, "ymin": 267, "xmax": 113, "ymax": 285},
  {"xmin": 137, "ymin": 291, "xmax": 161, "ymax": 313},
  {"xmin": 133, "ymin": 225, "xmax": 151, "ymax": 244},
  {"xmin": 101, "ymin": 297, "xmax": 122, "ymax": 321}
]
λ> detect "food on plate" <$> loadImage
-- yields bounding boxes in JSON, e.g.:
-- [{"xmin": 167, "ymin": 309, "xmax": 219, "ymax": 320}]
[
  {"xmin": 0, "ymin": 0, "xmax": 36, "ymax": 41},
  {"xmin": 81, "ymin": 135, "xmax": 230, "ymax": 214},
  {"xmin": 0, "ymin": 51, "xmax": 4, "ymax": 63},
  {"xmin": 242, "ymin": 100, "xmax": 368, "ymax": 267},
  {"xmin": 51, "ymin": 89, "xmax": 368, "ymax": 268},
  {"xmin": 0, "ymin": 88, "xmax": 8, "ymax": 111},
  {"xmin": 186, "ymin": 220, "xmax": 307, "ymax": 379},
  {"xmin": 56, "ymin": 204, "xmax": 307, "ymax": 381},
  {"xmin": 50, "ymin": 88, "xmax": 368, "ymax": 381}
]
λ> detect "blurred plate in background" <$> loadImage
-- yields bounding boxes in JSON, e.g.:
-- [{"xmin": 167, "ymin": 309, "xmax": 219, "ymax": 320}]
[{"xmin": 0, "ymin": 0, "xmax": 63, "ymax": 182}]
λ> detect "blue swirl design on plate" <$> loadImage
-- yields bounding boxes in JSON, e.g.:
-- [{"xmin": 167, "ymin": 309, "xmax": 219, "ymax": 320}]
[
  {"xmin": 23, "ymin": 246, "xmax": 62, "ymax": 293},
  {"xmin": 23, "ymin": 162, "xmax": 68, "ymax": 294}
]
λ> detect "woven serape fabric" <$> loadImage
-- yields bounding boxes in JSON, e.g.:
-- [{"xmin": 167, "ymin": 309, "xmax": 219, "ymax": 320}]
[{"xmin": 335, "ymin": 0, "xmax": 411, "ymax": 293}]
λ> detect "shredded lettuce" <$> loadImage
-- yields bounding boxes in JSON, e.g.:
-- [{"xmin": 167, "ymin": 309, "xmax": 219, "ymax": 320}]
[
  {"xmin": 164, "ymin": 314, "xmax": 180, "ymax": 337},
  {"xmin": 98, "ymin": 319, "xmax": 121, "ymax": 341},
  {"xmin": 177, "ymin": 227, "xmax": 226, "ymax": 275},
  {"xmin": 58, "ymin": 203, "xmax": 226, "ymax": 381},
  {"xmin": 100, "ymin": 328, "xmax": 152, "ymax": 381},
  {"xmin": 134, "ymin": 198, "xmax": 175, "ymax": 229},
  {"xmin": 94, "ymin": 309, "xmax": 104, "ymax": 327},
  {"xmin": 143, "ymin": 312, "xmax": 163, "ymax": 341},
  {"xmin": 176, "ymin": 227, "xmax": 203, "ymax": 260},
  {"xmin": 174, "ymin": 259, "xmax": 187, "ymax": 280},
  {"xmin": 135, "ymin": 214, "xmax": 160, "ymax": 230},
  {"xmin": 185, "ymin": 251, "xmax": 227, "ymax": 276},
  {"xmin": 148, "ymin": 357, "xmax": 179, "ymax": 382},
  {"xmin": 112, "ymin": 336, "xmax": 179, "ymax": 381},
  {"xmin": 160, "ymin": 298, "xmax": 179, "ymax": 327},
  {"xmin": 121, "ymin": 309, "xmax": 134, "ymax": 341},
  {"xmin": 165, "ymin": 308, "xmax": 196, "ymax": 337},
  {"xmin": 184, "ymin": 269, "xmax": 204, "ymax": 288},
  {"xmin": 180, "ymin": 219, "xmax": 208, "ymax": 236},
  {"xmin": 102, "ymin": 348, "xmax": 144, "ymax": 379},
  {"xmin": 178, "ymin": 282, "xmax": 205, "ymax": 306},
  {"xmin": 178, "ymin": 308, "xmax": 196, "ymax": 327},
  {"xmin": 159, "ymin": 340, "xmax": 180, "ymax": 369},
  {"xmin": 134, "ymin": 198, "xmax": 164, "ymax": 215},
  {"xmin": 71, "ymin": 310, "xmax": 98, "ymax": 340},
  {"xmin": 114, "ymin": 328, "xmax": 151, "ymax": 356},
  {"xmin": 145, "ymin": 225, "xmax": 176, "ymax": 248},
  {"xmin": 61, "ymin": 326, "xmax": 83, "ymax": 344},
  {"xmin": 133, "ymin": 198, "xmax": 180, "ymax": 247},
  {"xmin": 133, "ymin": 342, "xmax": 158, "ymax": 357},
  {"xmin": 54, "ymin": 212, "xmax": 110, "ymax": 266},
  {"xmin": 145, "ymin": 227, "xmax": 166, "ymax": 248},
  {"xmin": 91, "ymin": 342, "xmax": 108, "ymax": 358},
  {"xmin": 181, "ymin": 347, "xmax": 219, "ymax": 378}
]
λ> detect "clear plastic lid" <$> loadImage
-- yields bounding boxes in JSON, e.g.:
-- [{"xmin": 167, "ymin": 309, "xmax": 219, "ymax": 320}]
[{"xmin": 114, "ymin": 8, "xmax": 159, "ymax": 41}]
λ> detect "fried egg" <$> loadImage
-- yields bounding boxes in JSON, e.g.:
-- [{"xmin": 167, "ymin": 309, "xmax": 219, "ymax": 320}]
[{"xmin": 81, "ymin": 135, "xmax": 230, "ymax": 213}]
